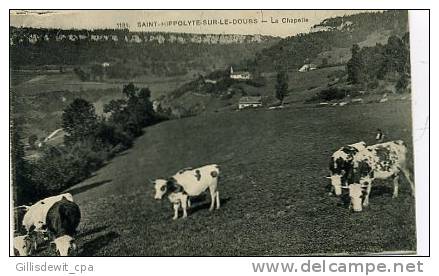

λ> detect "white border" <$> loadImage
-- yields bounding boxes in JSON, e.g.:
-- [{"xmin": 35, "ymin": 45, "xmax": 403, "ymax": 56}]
[
  {"xmin": 409, "ymin": 10, "xmax": 429, "ymax": 257},
  {"xmin": 0, "ymin": 3, "xmax": 432, "ymax": 276}
]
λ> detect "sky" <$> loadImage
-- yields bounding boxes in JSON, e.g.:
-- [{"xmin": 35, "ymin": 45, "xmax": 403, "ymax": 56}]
[{"xmin": 10, "ymin": 10, "xmax": 375, "ymax": 38}]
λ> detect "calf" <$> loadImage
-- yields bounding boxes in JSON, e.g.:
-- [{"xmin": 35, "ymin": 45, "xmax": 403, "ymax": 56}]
[
  {"xmin": 46, "ymin": 197, "xmax": 81, "ymax": 256},
  {"xmin": 22, "ymin": 193, "xmax": 74, "ymax": 233},
  {"xmin": 327, "ymin": 141, "xmax": 367, "ymax": 195},
  {"xmin": 153, "ymin": 164, "xmax": 220, "ymax": 219},
  {"xmin": 345, "ymin": 140, "xmax": 415, "ymax": 212}
]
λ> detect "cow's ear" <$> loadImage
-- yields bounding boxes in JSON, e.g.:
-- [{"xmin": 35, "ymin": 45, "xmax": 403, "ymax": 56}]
[
  {"xmin": 325, "ymin": 176, "xmax": 331, "ymax": 179},
  {"xmin": 341, "ymin": 186, "xmax": 349, "ymax": 189}
]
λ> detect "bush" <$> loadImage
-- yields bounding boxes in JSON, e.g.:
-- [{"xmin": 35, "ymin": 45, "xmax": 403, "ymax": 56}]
[
  {"xmin": 29, "ymin": 140, "xmax": 109, "ymax": 195},
  {"xmin": 307, "ymin": 87, "xmax": 349, "ymax": 103},
  {"xmin": 246, "ymin": 77, "xmax": 266, "ymax": 87}
]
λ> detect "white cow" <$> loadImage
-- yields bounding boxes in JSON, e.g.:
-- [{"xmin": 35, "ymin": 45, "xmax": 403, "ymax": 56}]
[
  {"xmin": 153, "ymin": 164, "xmax": 220, "ymax": 220},
  {"xmin": 22, "ymin": 193, "xmax": 74, "ymax": 233}
]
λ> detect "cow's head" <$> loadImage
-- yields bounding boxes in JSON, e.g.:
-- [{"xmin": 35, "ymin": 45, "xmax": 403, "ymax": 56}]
[
  {"xmin": 35, "ymin": 220, "xmax": 46, "ymax": 231},
  {"xmin": 53, "ymin": 235, "xmax": 76, "ymax": 256},
  {"xmin": 14, "ymin": 235, "xmax": 33, "ymax": 256},
  {"xmin": 348, "ymin": 184, "xmax": 367, "ymax": 212},
  {"xmin": 153, "ymin": 179, "xmax": 168, "ymax": 200}
]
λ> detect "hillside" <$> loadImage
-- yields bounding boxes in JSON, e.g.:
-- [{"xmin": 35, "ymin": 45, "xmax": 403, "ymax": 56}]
[
  {"xmin": 245, "ymin": 10, "xmax": 408, "ymax": 72},
  {"xmin": 159, "ymin": 11, "xmax": 410, "ymax": 116},
  {"xmin": 32, "ymin": 98, "xmax": 415, "ymax": 256},
  {"xmin": 10, "ymin": 27, "xmax": 279, "ymax": 79}
]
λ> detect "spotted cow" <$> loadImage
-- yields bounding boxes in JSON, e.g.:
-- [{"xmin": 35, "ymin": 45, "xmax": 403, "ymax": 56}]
[
  {"xmin": 327, "ymin": 141, "xmax": 367, "ymax": 195},
  {"xmin": 22, "ymin": 193, "xmax": 74, "ymax": 233},
  {"xmin": 153, "ymin": 164, "xmax": 220, "ymax": 220},
  {"xmin": 345, "ymin": 140, "xmax": 415, "ymax": 212}
]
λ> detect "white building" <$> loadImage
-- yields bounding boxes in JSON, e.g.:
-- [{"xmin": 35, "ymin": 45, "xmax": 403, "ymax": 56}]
[
  {"xmin": 298, "ymin": 64, "xmax": 317, "ymax": 72},
  {"xmin": 230, "ymin": 67, "xmax": 252, "ymax": 80},
  {"xmin": 238, "ymin": 96, "xmax": 262, "ymax": 110}
]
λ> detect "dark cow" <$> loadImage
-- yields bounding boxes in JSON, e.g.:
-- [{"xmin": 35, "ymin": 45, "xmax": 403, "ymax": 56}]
[
  {"xmin": 345, "ymin": 140, "xmax": 415, "ymax": 212},
  {"xmin": 327, "ymin": 141, "xmax": 367, "ymax": 195},
  {"xmin": 46, "ymin": 197, "xmax": 81, "ymax": 256}
]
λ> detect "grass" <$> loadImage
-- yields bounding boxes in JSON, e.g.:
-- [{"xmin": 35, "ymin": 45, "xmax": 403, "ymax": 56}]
[{"xmin": 32, "ymin": 99, "xmax": 415, "ymax": 256}]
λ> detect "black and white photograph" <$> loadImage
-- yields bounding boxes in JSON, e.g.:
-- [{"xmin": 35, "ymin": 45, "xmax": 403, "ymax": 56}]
[{"xmin": 9, "ymin": 9, "xmax": 425, "ymax": 257}]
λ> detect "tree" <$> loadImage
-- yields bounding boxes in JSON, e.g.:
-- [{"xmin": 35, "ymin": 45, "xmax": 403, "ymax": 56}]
[
  {"xmin": 28, "ymin": 134, "xmax": 38, "ymax": 149},
  {"xmin": 104, "ymin": 83, "xmax": 158, "ymax": 139},
  {"xmin": 275, "ymin": 70, "xmax": 288, "ymax": 105},
  {"xmin": 62, "ymin": 98, "xmax": 98, "ymax": 146},
  {"xmin": 347, "ymin": 44, "xmax": 364, "ymax": 84},
  {"xmin": 321, "ymin": 57, "xmax": 328, "ymax": 67},
  {"xmin": 11, "ymin": 121, "xmax": 35, "ymax": 205}
]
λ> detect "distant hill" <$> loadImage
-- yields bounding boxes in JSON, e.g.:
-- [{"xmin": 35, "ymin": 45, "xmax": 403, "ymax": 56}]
[
  {"xmin": 244, "ymin": 10, "xmax": 408, "ymax": 72},
  {"xmin": 9, "ymin": 27, "xmax": 279, "ymax": 78}
]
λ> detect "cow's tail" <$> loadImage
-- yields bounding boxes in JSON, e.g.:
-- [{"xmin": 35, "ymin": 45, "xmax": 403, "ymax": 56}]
[
  {"xmin": 396, "ymin": 140, "xmax": 415, "ymax": 197},
  {"xmin": 400, "ymin": 167, "xmax": 415, "ymax": 197}
]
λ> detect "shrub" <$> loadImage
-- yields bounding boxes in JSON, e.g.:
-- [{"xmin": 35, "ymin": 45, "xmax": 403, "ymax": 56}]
[{"xmin": 307, "ymin": 87, "xmax": 349, "ymax": 103}]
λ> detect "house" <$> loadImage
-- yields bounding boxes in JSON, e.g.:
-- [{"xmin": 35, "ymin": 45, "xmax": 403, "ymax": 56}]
[
  {"xmin": 230, "ymin": 67, "xmax": 252, "ymax": 80},
  {"xmin": 238, "ymin": 96, "xmax": 262, "ymax": 110},
  {"xmin": 204, "ymin": 79, "xmax": 217, "ymax": 84},
  {"xmin": 298, "ymin": 64, "xmax": 317, "ymax": 72}
]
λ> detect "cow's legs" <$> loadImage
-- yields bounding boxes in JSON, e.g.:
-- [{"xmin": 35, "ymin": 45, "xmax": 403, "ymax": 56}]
[
  {"xmin": 401, "ymin": 167, "xmax": 415, "ymax": 196},
  {"xmin": 215, "ymin": 191, "xmax": 220, "ymax": 210},
  {"xmin": 187, "ymin": 198, "xmax": 191, "ymax": 208},
  {"xmin": 208, "ymin": 186, "xmax": 217, "ymax": 211},
  {"xmin": 181, "ymin": 196, "xmax": 188, "ymax": 219},
  {"xmin": 392, "ymin": 175, "xmax": 399, "ymax": 198},
  {"xmin": 172, "ymin": 202, "xmax": 180, "ymax": 220},
  {"xmin": 363, "ymin": 183, "xmax": 372, "ymax": 207}
]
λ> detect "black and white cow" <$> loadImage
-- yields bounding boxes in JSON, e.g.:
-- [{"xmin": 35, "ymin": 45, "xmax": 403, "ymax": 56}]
[
  {"xmin": 153, "ymin": 164, "xmax": 220, "ymax": 220},
  {"xmin": 345, "ymin": 140, "xmax": 415, "ymax": 212},
  {"xmin": 327, "ymin": 141, "xmax": 367, "ymax": 195},
  {"xmin": 46, "ymin": 197, "xmax": 81, "ymax": 256},
  {"xmin": 22, "ymin": 193, "xmax": 74, "ymax": 233}
]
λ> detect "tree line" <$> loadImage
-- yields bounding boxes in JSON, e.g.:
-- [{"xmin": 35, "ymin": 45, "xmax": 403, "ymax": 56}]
[
  {"xmin": 347, "ymin": 33, "xmax": 410, "ymax": 92},
  {"xmin": 242, "ymin": 10, "xmax": 408, "ymax": 73},
  {"xmin": 12, "ymin": 83, "xmax": 165, "ymax": 205}
]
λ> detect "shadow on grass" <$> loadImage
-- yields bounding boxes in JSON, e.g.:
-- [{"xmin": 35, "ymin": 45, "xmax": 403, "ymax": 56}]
[
  {"xmin": 188, "ymin": 196, "xmax": 231, "ymax": 214},
  {"xmin": 68, "ymin": 179, "xmax": 112, "ymax": 195},
  {"xmin": 370, "ymin": 185, "xmax": 394, "ymax": 197},
  {"xmin": 77, "ymin": 226, "xmax": 108, "ymax": 239},
  {"xmin": 79, "ymin": 231, "xmax": 120, "ymax": 256}
]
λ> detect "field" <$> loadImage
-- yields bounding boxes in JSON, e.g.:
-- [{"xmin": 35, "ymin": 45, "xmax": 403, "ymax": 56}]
[{"xmin": 32, "ymin": 98, "xmax": 415, "ymax": 256}]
